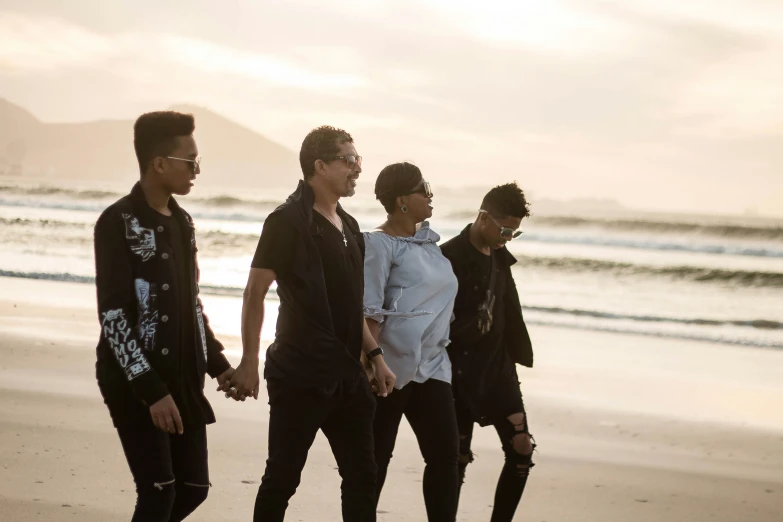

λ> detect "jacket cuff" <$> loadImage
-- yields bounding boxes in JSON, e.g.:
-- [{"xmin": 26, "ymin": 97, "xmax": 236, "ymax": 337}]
[
  {"xmin": 207, "ymin": 351, "xmax": 232, "ymax": 379},
  {"xmin": 132, "ymin": 373, "xmax": 170, "ymax": 407}
]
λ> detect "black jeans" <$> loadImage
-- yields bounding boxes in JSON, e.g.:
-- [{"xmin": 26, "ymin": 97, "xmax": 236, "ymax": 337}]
[
  {"xmin": 254, "ymin": 373, "xmax": 377, "ymax": 522},
  {"xmin": 455, "ymin": 397, "xmax": 534, "ymax": 522},
  {"xmin": 117, "ymin": 421, "xmax": 210, "ymax": 522},
  {"xmin": 373, "ymin": 379, "xmax": 459, "ymax": 522}
]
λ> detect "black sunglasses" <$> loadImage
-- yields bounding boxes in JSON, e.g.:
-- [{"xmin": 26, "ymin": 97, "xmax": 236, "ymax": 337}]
[
  {"xmin": 408, "ymin": 181, "xmax": 433, "ymax": 198},
  {"xmin": 324, "ymin": 155, "xmax": 362, "ymax": 168},
  {"xmin": 480, "ymin": 210, "xmax": 523, "ymax": 239}
]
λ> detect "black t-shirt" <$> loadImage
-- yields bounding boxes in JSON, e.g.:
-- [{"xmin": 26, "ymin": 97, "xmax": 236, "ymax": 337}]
[
  {"xmin": 311, "ymin": 212, "xmax": 364, "ymax": 362},
  {"xmin": 252, "ymin": 210, "xmax": 365, "ymax": 373},
  {"xmin": 470, "ymin": 248, "xmax": 506, "ymax": 349},
  {"xmin": 448, "ymin": 246, "xmax": 516, "ymax": 415},
  {"xmin": 156, "ymin": 212, "xmax": 215, "ymax": 426}
]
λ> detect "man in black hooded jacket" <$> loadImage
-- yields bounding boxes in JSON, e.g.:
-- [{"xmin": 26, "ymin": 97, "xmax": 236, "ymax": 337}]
[{"xmin": 440, "ymin": 182, "xmax": 535, "ymax": 522}]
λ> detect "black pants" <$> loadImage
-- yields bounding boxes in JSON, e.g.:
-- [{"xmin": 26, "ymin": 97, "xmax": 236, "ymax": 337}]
[
  {"xmin": 117, "ymin": 421, "xmax": 210, "ymax": 522},
  {"xmin": 373, "ymin": 379, "xmax": 459, "ymax": 522},
  {"xmin": 254, "ymin": 373, "xmax": 377, "ymax": 522},
  {"xmin": 455, "ymin": 396, "xmax": 534, "ymax": 522}
]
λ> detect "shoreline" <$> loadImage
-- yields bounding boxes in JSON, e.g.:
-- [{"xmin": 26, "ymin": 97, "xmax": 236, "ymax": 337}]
[{"xmin": 0, "ymin": 272, "xmax": 781, "ymax": 351}]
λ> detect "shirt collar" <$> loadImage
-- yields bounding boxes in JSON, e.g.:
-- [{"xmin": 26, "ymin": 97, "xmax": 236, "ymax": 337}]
[
  {"xmin": 285, "ymin": 180, "xmax": 359, "ymax": 237},
  {"xmin": 414, "ymin": 221, "xmax": 440, "ymax": 243},
  {"xmin": 129, "ymin": 181, "xmax": 184, "ymax": 221}
]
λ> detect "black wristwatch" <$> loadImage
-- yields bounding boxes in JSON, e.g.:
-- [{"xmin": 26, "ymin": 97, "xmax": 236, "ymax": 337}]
[{"xmin": 367, "ymin": 347, "xmax": 384, "ymax": 359}]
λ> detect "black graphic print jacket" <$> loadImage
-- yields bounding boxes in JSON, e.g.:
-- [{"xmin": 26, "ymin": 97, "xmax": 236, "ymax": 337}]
[{"xmin": 93, "ymin": 183, "xmax": 230, "ymax": 422}]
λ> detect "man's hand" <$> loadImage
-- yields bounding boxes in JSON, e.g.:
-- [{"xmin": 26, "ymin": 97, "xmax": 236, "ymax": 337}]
[
  {"xmin": 361, "ymin": 354, "xmax": 377, "ymax": 393},
  {"xmin": 227, "ymin": 358, "xmax": 260, "ymax": 401},
  {"xmin": 149, "ymin": 394, "xmax": 184, "ymax": 435},
  {"xmin": 215, "ymin": 367, "xmax": 235, "ymax": 393},
  {"xmin": 370, "ymin": 357, "xmax": 395, "ymax": 398}
]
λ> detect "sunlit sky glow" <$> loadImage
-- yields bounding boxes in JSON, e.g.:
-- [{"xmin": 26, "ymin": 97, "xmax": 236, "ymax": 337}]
[{"xmin": 0, "ymin": 0, "xmax": 781, "ymax": 216}]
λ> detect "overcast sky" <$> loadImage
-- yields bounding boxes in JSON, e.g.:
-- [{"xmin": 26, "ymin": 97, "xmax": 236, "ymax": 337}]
[{"xmin": 1, "ymin": 0, "xmax": 781, "ymax": 216}]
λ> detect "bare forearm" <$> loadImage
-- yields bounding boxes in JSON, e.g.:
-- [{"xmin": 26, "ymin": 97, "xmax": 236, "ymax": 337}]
[
  {"xmin": 240, "ymin": 292, "xmax": 265, "ymax": 362},
  {"xmin": 361, "ymin": 318, "xmax": 395, "ymax": 396},
  {"xmin": 362, "ymin": 318, "xmax": 380, "ymax": 353}
]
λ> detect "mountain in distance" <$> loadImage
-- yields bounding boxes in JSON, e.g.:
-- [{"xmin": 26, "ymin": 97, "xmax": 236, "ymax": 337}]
[{"xmin": 0, "ymin": 99, "xmax": 299, "ymax": 190}]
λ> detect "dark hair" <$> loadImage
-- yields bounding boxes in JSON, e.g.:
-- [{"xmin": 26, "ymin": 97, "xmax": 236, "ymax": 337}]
[
  {"xmin": 374, "ymin": 162, "xmax": 423, "ymax": 214},
  {"xmin": 299, "ymin": 125, "xmax": 354, "ymax": 180},
  {"xmin": 480, "ymin": 182, "xmax": 531, "ymax": 219},
  {"xmin": 133, "ymin": 111, "xmax": 195, "ymax": 174}
]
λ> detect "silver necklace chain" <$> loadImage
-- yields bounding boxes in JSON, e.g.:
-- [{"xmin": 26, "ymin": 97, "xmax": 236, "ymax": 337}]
[{"xmin": 314, "ymin": 203, "xmax": 347, "ymax": 246}]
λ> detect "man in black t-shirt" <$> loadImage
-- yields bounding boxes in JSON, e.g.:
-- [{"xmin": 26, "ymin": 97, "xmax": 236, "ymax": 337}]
[
  {"xmin": 228, "ymin": 126, "xmax": 396, "ymax": 522},
  {"xmin": 440, "ymin": 183, "xmax": 535, "ymax": 522}
]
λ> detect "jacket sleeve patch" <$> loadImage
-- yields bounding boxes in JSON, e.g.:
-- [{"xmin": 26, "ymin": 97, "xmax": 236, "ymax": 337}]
[
  {"xmin": 134, "ymin": 279, "xmax": 159, "ymax": 352},
  {"xmin": 122, "ymin": 213, "xmax": 156, "ymax": 261},
  {"xmin": 101, "ymin": 308, "xmax": 152, "ymax": 380}
]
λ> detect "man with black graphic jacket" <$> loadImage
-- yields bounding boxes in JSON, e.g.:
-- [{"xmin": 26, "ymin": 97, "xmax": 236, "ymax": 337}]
[{"xmin": 94, "ymin": 111, "xmax": 234, "ymax": 522}]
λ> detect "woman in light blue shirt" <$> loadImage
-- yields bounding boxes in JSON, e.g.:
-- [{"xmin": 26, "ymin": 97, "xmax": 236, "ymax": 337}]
[{"xmin": 363, "ymin": 162, "xmax": 459, "ymax": 521}]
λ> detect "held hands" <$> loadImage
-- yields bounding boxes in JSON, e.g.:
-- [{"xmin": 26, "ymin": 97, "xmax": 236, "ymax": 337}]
[
  {"xmin": 215, "ymin": 366, "xmax": 235, "ymax": 395},
  {"xmin": 218, "ymin": 356, "xmax": 395, "ymax": 401},
  {"xmin": 367, "ymin": 356, "xmax": 395, "ymax": 397},
  {"xmin": 149, "ymin": 394, "xmax": 184, "ymax": 435},
  {"xmin": 219, "ymin": 358, "xmax": 260, "ymax": 401}
]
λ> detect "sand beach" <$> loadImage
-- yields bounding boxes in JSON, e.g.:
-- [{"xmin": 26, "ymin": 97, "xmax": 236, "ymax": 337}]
[{"xmin": 1, "ymin": 277, "xmax": 781, "ymax": 521}]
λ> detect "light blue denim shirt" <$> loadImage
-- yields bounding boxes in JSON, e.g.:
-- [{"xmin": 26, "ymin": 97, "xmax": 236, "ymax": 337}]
[{"xmin": 363, "ymin": 222, "xmax": 458, "ymax": 389}]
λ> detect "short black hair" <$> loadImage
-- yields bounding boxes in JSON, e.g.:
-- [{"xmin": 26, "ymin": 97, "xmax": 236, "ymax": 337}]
[
  {"xmin": 299, "ymin": 125, "xmax": 353, "ymax": 180},
  {"xmin": 375, "ymin": 162, "xmax": 422, "ymax": 214},
  {"xmin": 480, "ymin": 182, "xmax": 531, "ymax": 219},
  {"xmin": 133, "ymin": 111, "xmax": 195, "ymax": 174}
]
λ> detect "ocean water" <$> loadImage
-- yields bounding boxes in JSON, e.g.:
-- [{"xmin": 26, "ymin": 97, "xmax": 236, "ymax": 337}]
[{"xmin": 1, "ymin": 180, "xmax": 782, "ymax": 351}]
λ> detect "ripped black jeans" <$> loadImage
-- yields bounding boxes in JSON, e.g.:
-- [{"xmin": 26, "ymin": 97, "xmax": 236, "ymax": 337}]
[
  {"xmin": 117, "ymin": 421, "xmax": 210, "ymax": 522},
  {"xmin": 455, "ymin": 398, "xmax": 535, "ymax": 522}
]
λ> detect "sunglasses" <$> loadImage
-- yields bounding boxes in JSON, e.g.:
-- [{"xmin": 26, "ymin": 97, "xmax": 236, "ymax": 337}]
[
  {"xmin": 480, "ymin": 210, "xmax": 523, "ymax": 240},
  {"xmin": 325, "ymin": 155, "xmax": 362, "ymax": 168},
  {"xmin": 166, "ymin": 156, "xmax": 201, "ymax": 174},
  {"xmin": 408, "ymin": 181, "xmax": 433, "ymax": 199}
]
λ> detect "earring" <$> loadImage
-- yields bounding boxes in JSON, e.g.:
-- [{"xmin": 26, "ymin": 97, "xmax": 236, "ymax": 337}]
[{"xmin": 400, "ymin": 204, "xmax": 408, "ymax": 213}]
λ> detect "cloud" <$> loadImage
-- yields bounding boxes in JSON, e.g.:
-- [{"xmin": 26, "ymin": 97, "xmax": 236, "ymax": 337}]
[
  {"xmin": 0, "ymin": 12, "xmax": 111, "ymax": 71},
  {"xmin": 423, "ymin": 0, "xmax": 638, "ymax": 56},
  {"xmin": 617, "ymin": 0, "xmax": 783, "ymax": 36},
  {"xmin": 670, "ymin": 45, "xmax": 783, "ymax": 138},
  {"xmin": 161, "ymin": 36, "xmax": 368, "ymax": 90},
  {"xmin": 0, "ymin": 1, "xmax": 781, "ymax": 215},
  {"xmin": 0, "ymin": 11, "xmax": 369, "ymax": 91},
  {"xmin": 594, "ymin": 1, "xmax": 783, "ymax": 138}
]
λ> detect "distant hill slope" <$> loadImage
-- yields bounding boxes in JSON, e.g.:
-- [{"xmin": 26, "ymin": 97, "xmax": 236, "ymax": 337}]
[{"xmin": 0, "ymin": 99, "xmax": 299, "ymax": 188}]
